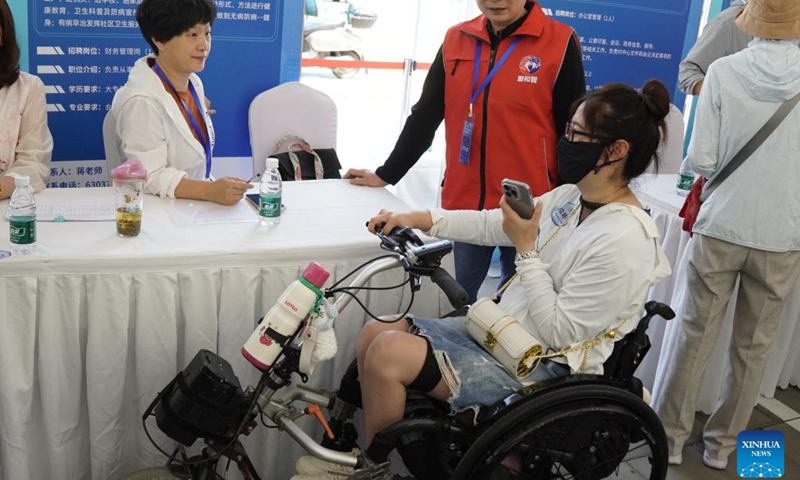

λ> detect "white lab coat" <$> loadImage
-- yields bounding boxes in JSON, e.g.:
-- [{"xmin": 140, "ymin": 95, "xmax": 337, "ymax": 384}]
[{"xmin": 110, "ymin": 56, "xmax": 215, "ymax": 198}]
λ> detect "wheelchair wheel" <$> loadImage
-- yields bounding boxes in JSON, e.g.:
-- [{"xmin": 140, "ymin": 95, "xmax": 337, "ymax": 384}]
[{"xmin": 451, "ymin": 384, "xmax": 668, "ymax": 480}]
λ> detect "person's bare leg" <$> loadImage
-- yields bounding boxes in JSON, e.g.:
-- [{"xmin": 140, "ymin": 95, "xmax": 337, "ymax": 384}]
[
  {"xmin": 361, "ymin": 330, "xmax": 450, "ymax": 445},
  {"xmin": 356, "ymin": 316, "xmax": 409, "ymax": 382}
]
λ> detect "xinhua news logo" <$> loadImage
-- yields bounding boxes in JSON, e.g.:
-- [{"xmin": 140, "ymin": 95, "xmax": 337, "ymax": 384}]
[{"xmin": 737, "ymin": 430, "xmax": 784, "ymax": 478}]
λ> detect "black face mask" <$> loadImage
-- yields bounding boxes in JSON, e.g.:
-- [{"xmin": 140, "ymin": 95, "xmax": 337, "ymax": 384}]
[{"xmin": 556, "ymin": 136, "xmax": 621, "ymax": 184}]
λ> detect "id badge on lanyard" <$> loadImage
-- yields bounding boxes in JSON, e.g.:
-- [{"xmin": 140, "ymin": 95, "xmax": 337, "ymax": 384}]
[
  {"xmin": 459, "ymin": 109, "xmax": 475, "ymax": 166},
  {"xmin": 460, "ymin": 37, "xmax": 521, "ymax": 166}
]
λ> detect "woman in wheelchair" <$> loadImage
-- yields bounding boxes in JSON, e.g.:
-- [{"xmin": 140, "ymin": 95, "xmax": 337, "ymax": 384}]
[{"xmin": 294, "ymin": 80, "xmax": 673, "ymax": 480}]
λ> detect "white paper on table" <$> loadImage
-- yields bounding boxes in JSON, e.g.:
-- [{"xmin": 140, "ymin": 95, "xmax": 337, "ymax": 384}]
[
  {"xmin": 3, "ymin": 195, "xmax": 115, "ymax": 222},
  {"xmin": 166, "ymin": 197, "xmax": 258, "ymax": 224}
]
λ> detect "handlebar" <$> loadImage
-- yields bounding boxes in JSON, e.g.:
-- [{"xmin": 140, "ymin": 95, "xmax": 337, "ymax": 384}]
[
  {"xmin": 370, "ymin": 225, "xmax": 469, "ymax": 310},
  {"xmin": 430, "ymin": 267, "xmax": 469, "ymax": 311}
]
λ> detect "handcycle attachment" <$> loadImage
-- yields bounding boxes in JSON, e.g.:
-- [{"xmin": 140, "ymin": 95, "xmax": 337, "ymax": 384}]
[{"xmin": 136, "ymin": 226, "xmax": 467, "ymax": 479}]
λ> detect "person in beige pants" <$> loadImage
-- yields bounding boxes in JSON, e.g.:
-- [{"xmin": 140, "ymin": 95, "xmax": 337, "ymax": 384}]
[
  {"xmin": 653, "ymin": 0, "xmax": 800, "ymax": 471},
  {"xmin": 655, "ymin": 236, "xmax": 800, "ymax": 468}
]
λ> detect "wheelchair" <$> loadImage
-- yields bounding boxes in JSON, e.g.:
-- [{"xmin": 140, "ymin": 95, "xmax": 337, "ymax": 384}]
[
  {"xmin": 120, "ymin": 228, "xmax": 674, "ymax": 480},
  {"xmin": 321, "ymin": 302, "xmax": 674, "ymax": 480}
]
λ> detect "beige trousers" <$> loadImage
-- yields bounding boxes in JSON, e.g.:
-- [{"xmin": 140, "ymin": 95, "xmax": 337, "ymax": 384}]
[{"xmin": 653, "ymin": 234, "xmax": 800, "ymax": 460}]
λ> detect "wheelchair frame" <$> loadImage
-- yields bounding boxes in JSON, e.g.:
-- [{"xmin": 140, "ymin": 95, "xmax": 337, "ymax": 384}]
[{"xmin": 322, "ymin": 302, "xmax": 674, "ymax": 480}]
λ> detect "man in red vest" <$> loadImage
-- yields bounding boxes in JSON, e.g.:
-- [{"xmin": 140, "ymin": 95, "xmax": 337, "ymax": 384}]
[{"xmin": 346, "ymin": 0, "xmax": 586, "ymax": 303}]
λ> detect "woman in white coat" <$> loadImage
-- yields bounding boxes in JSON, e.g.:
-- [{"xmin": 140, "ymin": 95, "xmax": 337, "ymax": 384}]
[
  {"xmin": 109, "ymin": 0, "xmax": 250, "ymax": 205},
  {"xmin": 0, "ymin": 0, "xmax": 53, "ymax": 199},
  {"xmin": 653, "ymin": 0, "xmax": 800, "ymax": 470}
]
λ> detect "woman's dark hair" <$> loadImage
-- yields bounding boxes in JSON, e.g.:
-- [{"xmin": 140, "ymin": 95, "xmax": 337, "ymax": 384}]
[
  {"xmin": 0, "ymin": 0, "xmax": 21, "ymax": 88},
  {"xmin": 136, "ymin": 0, "xmax": 217, "ymax": 55},
  {"xmin": 572, "ymin": 79, "xmax": 671, "ymax": 181}
]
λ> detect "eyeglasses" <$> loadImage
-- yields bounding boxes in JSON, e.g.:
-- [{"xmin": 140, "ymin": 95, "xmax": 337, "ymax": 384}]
[{"xmin": 564, "ymin": 122, "xmax": 609, "ymax": 143}]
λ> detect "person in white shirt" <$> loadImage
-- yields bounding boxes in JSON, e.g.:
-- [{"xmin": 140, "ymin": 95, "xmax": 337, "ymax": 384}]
[
  {"xmin": 108, "ymin": 0, "xmax": 251, "ymax": 205},
  {"xmin": 292, "ymin": 80, "xmax": 672, "ymax": 480},
  {"xmin": 0, "ymin": 0, "xmax": 53, "ymax": 199},
  {"xmin": 653, "ymin": 0, "xmax": 800, "ymax": 471}
]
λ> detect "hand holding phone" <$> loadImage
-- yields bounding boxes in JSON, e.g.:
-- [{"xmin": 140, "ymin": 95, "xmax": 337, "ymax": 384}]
[{"xmin": 501, "ymin": 179, "xmax": 534, "ymax": 219}]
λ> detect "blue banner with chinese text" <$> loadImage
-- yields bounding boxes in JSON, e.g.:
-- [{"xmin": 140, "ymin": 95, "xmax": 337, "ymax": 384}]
[{"xmin": 538, "ymin": 0, "xmax": 703, "ymax": 107}]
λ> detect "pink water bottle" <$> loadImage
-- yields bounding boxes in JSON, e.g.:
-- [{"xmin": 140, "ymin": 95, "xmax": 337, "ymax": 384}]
[{"xmin": 242, "ymin": 262, "xmax": 330, "ymax": 370}]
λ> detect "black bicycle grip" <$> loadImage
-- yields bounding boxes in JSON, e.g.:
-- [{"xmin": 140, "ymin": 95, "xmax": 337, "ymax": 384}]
[{"xmin": 430, "ymin": 267, "xmax": 469, "ymax": 310}]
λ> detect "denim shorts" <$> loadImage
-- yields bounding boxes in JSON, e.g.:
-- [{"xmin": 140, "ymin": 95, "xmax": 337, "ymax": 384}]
[{"xmin": 410, "ymin": 315, "xmax": 570, "ymax": 414}]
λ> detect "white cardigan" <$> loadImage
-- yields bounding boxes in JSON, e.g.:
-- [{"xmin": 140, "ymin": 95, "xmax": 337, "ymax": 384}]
[
  {"xmin": 427, "ymin": 184, "xmax": 671, "ymax": 375},
  {"xmin": 110, "ymin": 56, "xmax": 215, "ymax": 198},
  {"xmin": 0, "ymin": 72, "xmax": 53, "ymax": 192}
]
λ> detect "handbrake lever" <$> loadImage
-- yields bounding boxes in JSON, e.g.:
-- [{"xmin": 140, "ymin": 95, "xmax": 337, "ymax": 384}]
[
  {"xmin": 369, "ymin": 222, "xmax": 423, "ymax": 253},
  {"xmin": 366, "ymin": 221, "xmax": 467, "ymax": 309}
]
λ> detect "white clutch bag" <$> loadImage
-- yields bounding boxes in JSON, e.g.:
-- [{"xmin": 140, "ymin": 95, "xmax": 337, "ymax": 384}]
[{"xmin": 465, "ymin": 297, "xmax": 544, "ymax": 379}]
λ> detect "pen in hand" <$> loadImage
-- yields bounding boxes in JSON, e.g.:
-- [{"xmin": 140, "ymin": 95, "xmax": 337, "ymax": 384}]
[{"xmin": 246, "ymin": 172, "xmax": 262, "ymax": 183}]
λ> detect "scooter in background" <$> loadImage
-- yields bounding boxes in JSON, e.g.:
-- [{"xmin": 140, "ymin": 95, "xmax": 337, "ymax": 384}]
[{"xmin": 303, "ymin": 0, "xmax": 377, "ymax": 79}]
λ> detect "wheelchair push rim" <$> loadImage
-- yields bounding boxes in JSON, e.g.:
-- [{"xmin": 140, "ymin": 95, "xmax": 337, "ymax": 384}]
[{"xmin": 451, "ymin": 384, "xmax": 668, "ymax": 480}]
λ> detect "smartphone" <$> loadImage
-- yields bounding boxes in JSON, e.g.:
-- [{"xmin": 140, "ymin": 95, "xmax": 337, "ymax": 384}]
[
  {"xmin": 245, "ymin": 193, "xmax": 260, "ymax": 210},
  {"xmin": 501, "ymin": 178, "xmax": 534, "ymax": 219}
]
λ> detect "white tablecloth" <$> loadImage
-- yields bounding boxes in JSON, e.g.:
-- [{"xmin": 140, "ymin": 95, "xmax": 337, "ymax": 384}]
[
  {"xmin": 0, "ymin": 180, "xmax": 452, "ymax": 480},
  {"xmin": 633, "ymin": 174, "xmax": 800, "ymax": 414}
]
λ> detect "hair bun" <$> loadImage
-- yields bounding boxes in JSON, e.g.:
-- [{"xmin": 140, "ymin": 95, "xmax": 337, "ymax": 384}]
[{"xmin": 640, "ymin": 79, "xmax": 670, "ymax": 121}]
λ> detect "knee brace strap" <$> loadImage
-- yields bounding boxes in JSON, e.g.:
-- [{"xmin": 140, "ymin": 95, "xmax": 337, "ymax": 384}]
[{"xmin": 406, "ymin": 340, "xmax": 442, "ymax": 393}]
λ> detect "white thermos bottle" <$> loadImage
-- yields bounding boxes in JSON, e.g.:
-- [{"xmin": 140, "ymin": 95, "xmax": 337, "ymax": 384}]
[{"xmin": 242, "ymin": 262, "xmax": 330, "ymax": 370}]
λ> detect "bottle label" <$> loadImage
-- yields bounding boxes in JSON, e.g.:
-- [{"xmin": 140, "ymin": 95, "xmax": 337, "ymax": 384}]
[
  {"xmin": 10, "ymin": 216, "xmax": 36, "ymax": 245},
  {"xmin": 259, "ymin": 193, "xmax": 281, "ymax": 218},
  {"xmin": 676, "ymin": 172, "xmax": 695, "ymax": 191}
]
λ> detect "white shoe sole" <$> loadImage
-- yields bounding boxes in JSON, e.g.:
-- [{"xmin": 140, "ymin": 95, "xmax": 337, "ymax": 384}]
[{"xmin": 703, "ymin": 450, "xmax": 728, "ymax": 470}]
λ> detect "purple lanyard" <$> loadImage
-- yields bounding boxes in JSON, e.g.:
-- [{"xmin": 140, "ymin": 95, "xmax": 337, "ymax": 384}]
[
  {"xmin": 153, "ymin": 62, "xmax": 212, "ymax": 179},
  {"xmin": 470, "ymin": 36, "xmax": 522, "ymax": 107}
]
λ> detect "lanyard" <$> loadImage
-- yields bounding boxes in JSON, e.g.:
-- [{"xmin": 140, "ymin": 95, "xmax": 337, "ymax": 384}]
[
  {"xmin": 153, "ymin": 62, "xmax": 212, "ymax": 179},
  {"xmin": 470, "ymin": 36, "xmax": 522, "ymax": 115}
]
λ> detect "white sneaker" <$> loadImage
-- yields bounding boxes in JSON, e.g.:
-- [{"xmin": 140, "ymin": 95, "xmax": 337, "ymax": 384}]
[
  {"xmin": 295, "ymin": 449, "xmax": 360, "ymax": 476},
  {"xmin": 667, "ymin": 454, "xmax": 682, "ymax": 465},
  {"xmin": 702, "ymin": 450, "xmax": 728, "ymax": 470},
  {"xmin": 294, "ymin": 456, "xmax": 355, "ymax": 477}
]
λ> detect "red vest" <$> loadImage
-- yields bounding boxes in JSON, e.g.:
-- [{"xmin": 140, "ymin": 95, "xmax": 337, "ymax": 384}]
[{"xmin": 441, "ymin": 3, "xmax": 575, "ymax": 210}]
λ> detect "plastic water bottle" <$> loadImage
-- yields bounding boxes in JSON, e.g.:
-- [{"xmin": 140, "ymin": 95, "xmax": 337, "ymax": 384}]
[
  {"xmin": 258, "ymin": 157, "xmax": 282, "ymax": 226},
  {"xmin": 8, "ymin": 175, "xmax": 37, "ymax": 255},
  {"xmin": 676, "ymin": 157, "xmax": 695, "ymax": 196},
  {"xmin": 241, "ymin": 262, "xmax": 330, "ymax": 370}
]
